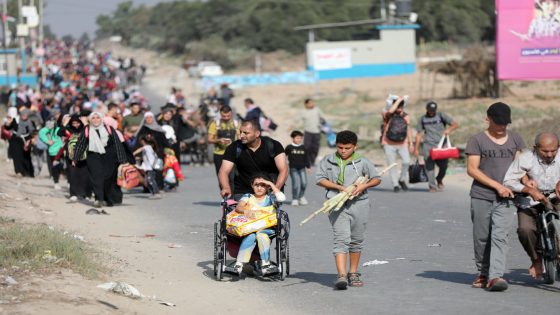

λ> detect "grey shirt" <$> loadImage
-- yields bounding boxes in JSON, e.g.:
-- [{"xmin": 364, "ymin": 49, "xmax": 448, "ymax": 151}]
[
  {"xmin": 416, "ymin": 112, "xmax": 453, "ymax": 147},
  {"xmin": 299, "ymin": 107, "xmax": 323, "ymax": 134},
  {"xmin": 503, "ymin": 149, "xmax": 560, "ymax": 193},
  {"xmin": 316, "ymin": 153, "xmax": 379, "ymax": 201},
  {"xmin": 466, "ymin": 131, "xmax": 526, "ymax": 201}
]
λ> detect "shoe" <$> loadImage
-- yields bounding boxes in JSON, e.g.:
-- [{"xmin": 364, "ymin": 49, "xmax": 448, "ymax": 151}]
[
  {"xmin": 486, "ymin": 278, "xmax": 508, "ymax": 292},
  {"xmin": 398, "ymin": 180, "xmax": 408, "ymax": 191},
  {"xmin": 54, "ymin": 183, "xmax": 61, "ymax": 190},
  {"xmin": 472, "ymin": 275, "xmax": 488, "ymax": 288},
  {"xmin": 291, "ymin": 199, "xmax": 299, "ymax": 206},
  {"xmin": 437, "ymin": 181, "xmax": 445, "ymax": 191},
  {"xmin": 69, "ymin": 196, "xmax": 78, "ymax": 202},
  {"xmin": 299, "ymin": 197, "xmax": 308, "ymax": 206},
  {"xmin": 260, "ymin": 261, "xmax": 276, "ymax": 276},
  {"xmin": 93, "ymin": 200, "xmax": 102, "ymax": 208},
  {"xmin": 348, "ymin": 272, "xmax": 364, "ymax": 287},
  {"xmin": 393, "ymin": 186, "xmax": 401, "ymax": 193},
  {"xmin": 233, "ymin": 262, "xmax": 244, "ymax": 275},
  {"xmin": 334, "ymin": 274, "xmax": 348, "ymax": 290}
]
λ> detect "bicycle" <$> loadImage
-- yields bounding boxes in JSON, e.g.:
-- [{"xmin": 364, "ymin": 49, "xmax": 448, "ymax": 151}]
[{"xmin": 514, "ymin": 192, "xmax": 560, "ymax": 284}]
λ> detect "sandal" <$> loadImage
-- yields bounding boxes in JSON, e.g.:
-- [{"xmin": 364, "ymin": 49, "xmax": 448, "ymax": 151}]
[
  {"xmin": 471, "ymin": 275, "xmax": 487, "ymax": 288},
  {"xmin": 347, "ymin": 272, "xmax": 364, "ymax": 287}
]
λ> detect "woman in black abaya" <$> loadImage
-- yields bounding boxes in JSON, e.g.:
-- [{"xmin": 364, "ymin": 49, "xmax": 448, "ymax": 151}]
[
  {"xmin": 59, "ymin": 114, "xmax": 92, "ymax": 201},
  {"xmin": 3, "ymin": 108, "xmax": 35, "ymax": 177},
  {"xmin": 73, "ymin": 112, "xmax": 127, "ymax": 207}
]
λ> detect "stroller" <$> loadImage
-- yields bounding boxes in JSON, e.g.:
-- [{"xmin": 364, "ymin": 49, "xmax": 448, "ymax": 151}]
[{"xmin": 213, "ymin": 196, "xmax": 290, "ymax": 281}]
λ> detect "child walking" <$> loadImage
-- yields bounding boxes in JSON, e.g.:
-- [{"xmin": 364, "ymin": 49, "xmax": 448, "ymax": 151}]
[
  {"xmin": 285, "ymin": 130, "xmax": 311, "ymax": 206},
  {"xmin": 134, "ymin": 135, "xmax": 162, "ymax": 199},
  {"xmin": 316, "ymin": 130, "xmax": 381, "ymax": 290}
]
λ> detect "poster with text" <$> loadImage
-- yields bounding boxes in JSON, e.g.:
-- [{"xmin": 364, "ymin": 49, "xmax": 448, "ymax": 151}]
[
  {"xmin": 497, "ymin": 0, "xmax": 560, "ymax": 80},
  {"xmin": 311, "ymin": 48, "xmax": 352, "ymax": 71}
]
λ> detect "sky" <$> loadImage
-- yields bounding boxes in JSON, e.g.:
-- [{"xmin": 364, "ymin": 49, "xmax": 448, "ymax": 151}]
[{"xmin": 43, "ymin": 0, "xmax": 173, "ymax": 38}]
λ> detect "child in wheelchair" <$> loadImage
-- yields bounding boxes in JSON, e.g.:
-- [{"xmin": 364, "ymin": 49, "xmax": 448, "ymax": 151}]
[{"xmin": 231, "ymin": 174, "xmax": 286, "ymax": 275}]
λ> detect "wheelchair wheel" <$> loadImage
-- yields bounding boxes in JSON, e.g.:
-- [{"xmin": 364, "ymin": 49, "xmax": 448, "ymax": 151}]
[
  {"xmin": 213, "ymin": 222, "xmax": 219, "ymax": 276},
  {"xmin": 544, "ymin": 219, "xmax": 560, "ymax": 284}
]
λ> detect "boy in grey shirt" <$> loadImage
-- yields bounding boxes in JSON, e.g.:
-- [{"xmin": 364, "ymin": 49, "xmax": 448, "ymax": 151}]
[
  {"xmin": 465, "ymin": 102, "xmax": 525, "ymax": 292},
  {"xmin": 316, "ymin": 130, "xmax": 381, "ymax": 290}
]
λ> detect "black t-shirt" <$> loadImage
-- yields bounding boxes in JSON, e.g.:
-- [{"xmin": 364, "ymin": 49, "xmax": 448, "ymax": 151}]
[
  {"xmin": 285, "ymin": 144, "xmax": 309, "ymax": 169},
  {"xmin": 223, "ymin": 137, "xmax": 284, "ymax": 195}
]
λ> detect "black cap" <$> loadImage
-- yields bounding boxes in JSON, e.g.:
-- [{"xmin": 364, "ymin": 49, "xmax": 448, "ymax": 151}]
[
  {"xmin": 487, "ymin": 102, "xmax": 512, "ymax": 125},
  {"xmin": 426, "ymin": 101, "xmax": 437, "ymax": 112}
]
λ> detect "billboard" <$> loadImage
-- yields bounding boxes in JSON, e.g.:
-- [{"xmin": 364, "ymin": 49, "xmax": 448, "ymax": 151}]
[
  {"xmin": 496, "ymin": 0, "xmax": 560, "ymax": 80},
  {"xmin": 311, "ymin": 48, "xmax": 352, "ymax": 71}
]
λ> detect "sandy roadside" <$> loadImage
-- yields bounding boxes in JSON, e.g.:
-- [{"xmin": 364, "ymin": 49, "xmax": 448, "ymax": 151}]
[{"xmin": 0, "ymin": 150, "xmax": 288, "ymax": 315}]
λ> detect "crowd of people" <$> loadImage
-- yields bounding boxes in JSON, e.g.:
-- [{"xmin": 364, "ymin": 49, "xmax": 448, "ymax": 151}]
[{"xmin": 1, "ymin": 39, "xmax": 558, "ymax": 293}]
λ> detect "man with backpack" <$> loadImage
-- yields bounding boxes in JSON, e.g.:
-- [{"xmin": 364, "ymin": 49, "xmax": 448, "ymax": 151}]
[
  {"xmin": 381, "ymin": 95, "xmax": 413, "ymax": 193},
  {"xmin": 218, "ymin": 119, "xmax": 288, "ymax": 200},
  {"xmin": 413, "ymin": 101, "xmax": 459, "ymax": 192},
  {"xmin": 207, "ymin": 105, "xmax": 239, "ymax": 188}
]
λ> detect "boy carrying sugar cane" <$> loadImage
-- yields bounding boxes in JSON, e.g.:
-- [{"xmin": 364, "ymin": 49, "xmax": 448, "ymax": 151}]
[{"xmin": 316, "ymin": 130, "xmax": 381, "ymax": 290}]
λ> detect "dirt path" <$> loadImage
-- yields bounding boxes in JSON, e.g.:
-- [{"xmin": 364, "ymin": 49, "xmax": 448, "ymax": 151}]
[{"xmin": 0, "ymin": 153, "xmax": 288, "ymax": 314}]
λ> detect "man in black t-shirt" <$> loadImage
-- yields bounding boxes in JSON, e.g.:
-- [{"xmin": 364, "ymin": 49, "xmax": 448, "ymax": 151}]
[{"xmin": 219, "ymin": 119, "xmax": 288, "ymax": 200}]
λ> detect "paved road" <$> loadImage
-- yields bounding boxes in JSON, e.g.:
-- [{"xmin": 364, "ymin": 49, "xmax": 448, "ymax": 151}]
[
  {"xmin": 138, "ymin": 87, "xmax": 560, "ymax": 314},
  {"xmin": 124, "ymin": 164, "xmax": 559, "ymax": 315}
]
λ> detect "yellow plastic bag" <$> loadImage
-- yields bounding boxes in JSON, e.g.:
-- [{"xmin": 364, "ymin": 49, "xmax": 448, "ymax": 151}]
[{"xmin": 226, "ymin": 206, "xmax": 277, "ymax": 237}]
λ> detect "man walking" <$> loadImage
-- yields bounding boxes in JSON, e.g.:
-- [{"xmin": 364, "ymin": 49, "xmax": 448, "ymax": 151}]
[
  {"xmin": 503, "ymin": 132, "xmax": 560, "ymax": 280},
  {"xmin": 381, "ymin": 95, "xmax": 413, "ymax": 192},
  {"xmin": 466, "ymin": 102, "xmax": 525, "ymax": 291},
  {"xmin": 207, "ymin": 105, "xmax": 238, "ymax": 188},
  {"xmin": 219, "ymin": 119, "xmax": 288, "ymax": 200},
  {"xmin": 414, "ymin": 101, "xmax": 458, "ymax": 192},
  {"xmin": 301, "ymin": 98, "xmax": 323, "ymax": 166}
]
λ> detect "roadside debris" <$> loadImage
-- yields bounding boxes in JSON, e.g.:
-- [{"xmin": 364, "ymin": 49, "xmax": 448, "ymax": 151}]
[
  {"xmin": 433, "ymin": 219, "xmax": 447, "ymax": 223},
  {"xmin": 167, "ymin": 244, "xmax": 183, "ymax": 248},
  {"xmin": 1, "ymin": 276, "xmax": 18, "ymax": 286},
  {"xmin": 97, "ymin": 282, "xmax": 143, "ymax": 299},
  {"xmin": 42, "ymin": 250, "xmax": 57, "ymax": 263},
  {"xmin": 362, "ymin": 260, "xmax": 389, "ymax": 267},
  {"xmin": 86, "ymin": 208, "xmax": 110, "ymax": 215},
  {"xmin": 427, "ymin": 243, "xmax": 442, "ymax": 247},
  {"xmin": 159, "ymin": 300, "xmax": 176, "ymax": 307},
  {"xmin": 109, "ymin": 234, "xmax": 156, "ymax": 238}
]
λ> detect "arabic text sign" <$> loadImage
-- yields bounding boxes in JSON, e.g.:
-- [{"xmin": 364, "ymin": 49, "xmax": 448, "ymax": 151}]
[{"xmin": 312, "ymin": 48, "xmax": 352, "ymax": 71}]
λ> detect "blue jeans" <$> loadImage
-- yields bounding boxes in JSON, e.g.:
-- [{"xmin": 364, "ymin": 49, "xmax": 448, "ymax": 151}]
[{"xmin": 289, "ymin": 167, "xmax": 307, "ymax": 200}]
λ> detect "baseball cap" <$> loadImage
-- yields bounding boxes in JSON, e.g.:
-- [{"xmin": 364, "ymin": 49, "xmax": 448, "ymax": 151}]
[
  {"xmin": 487, "ymin": 102, "xmax": 512, "ymax": 125},
  {"xmin": 426, "ymin": 101, "xmax": 437, "ymax": 112}
]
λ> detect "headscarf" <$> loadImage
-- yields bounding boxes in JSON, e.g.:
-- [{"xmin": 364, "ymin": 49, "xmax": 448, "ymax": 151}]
[
  {"xmin": 16, "ymin": 109, "xmax": 35, "ymax": 136},
  {"xmin": 67, "ymin": 114, "xmax": 84, "ymax": 134},
  {"xmin": 7, "ymin": 107, "xmax": 18, "ymax": 121},
  {"xmin": 88, "ymin": 112, "xmax": 109, "ymax": 154},
  {"xmin": 134, "ymin": 111, "xmax": 163, "ymax": 138}
]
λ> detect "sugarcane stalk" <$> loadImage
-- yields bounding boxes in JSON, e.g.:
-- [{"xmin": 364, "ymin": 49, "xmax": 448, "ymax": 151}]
[{"xmin": 299, "ymin": 163, "xmax": 398, "ymax": 226}]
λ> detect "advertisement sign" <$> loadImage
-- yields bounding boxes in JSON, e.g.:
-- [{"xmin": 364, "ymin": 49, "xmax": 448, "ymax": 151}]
[
  {"xmin": 311, "ymin": 48, "xmax": 352, "ymax": 70},
  {"xmin": 497, "ymin": 0, "xmax": 560, "ymax": 80}
]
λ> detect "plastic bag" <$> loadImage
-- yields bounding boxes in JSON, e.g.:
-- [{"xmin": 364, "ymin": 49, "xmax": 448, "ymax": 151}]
[{"xmin": 409, "ymin": 160, "xmax": 428, "ymax": 183}]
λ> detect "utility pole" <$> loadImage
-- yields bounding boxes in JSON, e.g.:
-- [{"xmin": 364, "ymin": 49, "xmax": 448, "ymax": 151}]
[
  {"xmin": 2, "ymin": 0, "xmax": 9, "ymax": 87},
  {"xmin": 17, "ymin": 0, "xmax": 24, "ymax": 77}
]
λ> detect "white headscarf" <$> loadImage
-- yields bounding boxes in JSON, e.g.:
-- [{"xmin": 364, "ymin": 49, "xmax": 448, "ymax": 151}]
[{"xmin": 88, "ymin": 112, "xmax": 109, "ymax": 154}]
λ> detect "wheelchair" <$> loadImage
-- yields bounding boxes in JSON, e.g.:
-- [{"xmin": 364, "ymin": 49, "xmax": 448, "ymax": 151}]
[{"xmin": 213, "ymin": 196, "xmax": 290, "ymax": 281}]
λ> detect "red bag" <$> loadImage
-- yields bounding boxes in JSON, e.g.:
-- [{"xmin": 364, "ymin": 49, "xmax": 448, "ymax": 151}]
[
  {"xmin": 117, "ymin": 164, "xmax": 141, "ymax": 189},
  {"xmin": 429, "ymin": 135, "xmax": 459, "ymax": 160},
  {"xmin": 1, "ymin": 126, "xmax": 12, "ymax": 140}
]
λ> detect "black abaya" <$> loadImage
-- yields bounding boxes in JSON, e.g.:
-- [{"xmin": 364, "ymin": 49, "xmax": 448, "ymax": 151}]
[{"xmin": 8, "ymin": 136, "xmax": 34, "ymax": 177}]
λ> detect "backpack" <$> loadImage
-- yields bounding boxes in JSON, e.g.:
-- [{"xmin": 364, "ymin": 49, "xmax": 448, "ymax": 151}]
[
  {"xmin": 68, "ymin": 133, "xmax": 87, "ymax": 161},
  {"xmin": 420, "ymin": 112, "xmax": 447, "ymax": 130},
  {"xmin": 385, "ymin": 113, "xmax": 408, "ymax": 142}
]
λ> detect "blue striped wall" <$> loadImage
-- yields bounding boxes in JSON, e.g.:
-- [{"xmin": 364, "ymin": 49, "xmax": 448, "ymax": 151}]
[{"xmin": 309, "ymin": 62, "xmax": 416, "ymax": 80}]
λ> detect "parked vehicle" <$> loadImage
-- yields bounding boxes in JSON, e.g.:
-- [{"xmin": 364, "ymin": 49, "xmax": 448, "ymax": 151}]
[{"xmin": 188, "ymin": 61, "xmax": 223, "ymax": 77}]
